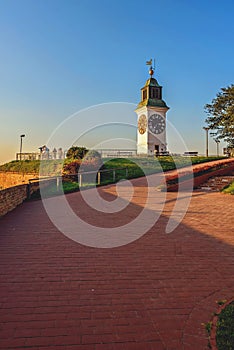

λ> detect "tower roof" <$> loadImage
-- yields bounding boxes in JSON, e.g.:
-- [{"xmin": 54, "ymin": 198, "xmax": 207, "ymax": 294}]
[
  {"xmin": 142, "ymin": 77, "xmax": 161, "ymax": 88},
  {"xmin": 136, "ymin": 62, "xmax": 169, "ymax": 110},
  {"xmin": 137, "ymin": 98, "xmax": 168, "ymax": 109}
]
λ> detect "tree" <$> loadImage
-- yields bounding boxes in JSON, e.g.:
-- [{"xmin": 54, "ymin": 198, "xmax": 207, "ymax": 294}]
[
  {"xmin": 66, "ymin": 146, "xmax": 88, "ymax": 160},
  {"xmin": 204, "ymin": 85, "xmax": 234, "ymax": 148}
]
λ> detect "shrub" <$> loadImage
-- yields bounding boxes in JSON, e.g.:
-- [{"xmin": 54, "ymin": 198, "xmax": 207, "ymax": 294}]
[
  {"xmin": 66, "ymin": 146, "xmax": 88, "ymax": 160},
  {"xmin": 62, "ymin": 159, "xmax": 81, "ymax": 174},
  {"xmin": 62, "ymin": 158, "xmax": 101, "ymax": 175}
]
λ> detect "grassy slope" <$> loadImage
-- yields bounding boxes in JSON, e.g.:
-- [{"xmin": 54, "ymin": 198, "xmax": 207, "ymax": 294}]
[
  {"xmin": 10, "ymin": 156, "xmax": 225, "ymax": 199},
  {"xmin": 0, "ymin": 156, "xmax": 224, "ymax": 174},
  {"xmin": 0, "ymin": 160, "xmax": 63, "ymax": 175},
  {"xmin": 102, "ymin": 156, "xmax": 226, "ymax": 178}
]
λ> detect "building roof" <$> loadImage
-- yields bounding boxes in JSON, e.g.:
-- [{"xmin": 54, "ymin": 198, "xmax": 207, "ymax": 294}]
[
  {"xmin": 137, "ymin": 98, "xmax": 168, "ymax": 109},
  {"xmin": 142, "ymin": 77, "xmax": 161, "ymax": 88},
  {"xmin": 136, "ymin": 76, "xmax": 169, "ymax": 109}
]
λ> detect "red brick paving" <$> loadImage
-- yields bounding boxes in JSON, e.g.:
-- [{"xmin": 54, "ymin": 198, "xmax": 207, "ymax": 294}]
[{"xmin": 0, "ymin": 175, "xmax": 234, "ymax": 350}]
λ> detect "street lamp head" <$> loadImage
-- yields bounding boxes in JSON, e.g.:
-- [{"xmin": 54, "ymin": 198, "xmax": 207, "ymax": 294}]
[
  {"xmin": 20, "ymin": 134, "xmax": 25, "ymax": 138},
  {"xmin": 203, "ymin": 127, "xmax": 210, "ymax": 131}
]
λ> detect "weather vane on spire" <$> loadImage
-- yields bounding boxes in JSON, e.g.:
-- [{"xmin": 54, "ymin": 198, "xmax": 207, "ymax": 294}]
[{"xmin": 146, "ymin": 58, "xmax": 156, "ymax": 77}]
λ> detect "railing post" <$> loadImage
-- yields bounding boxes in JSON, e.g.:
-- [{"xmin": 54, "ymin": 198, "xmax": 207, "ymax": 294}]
[
  {"xmin": 56, "ymin": 177, "xmax": 60, "ymax": 191},
  {"xmin": 113, "ymin": 170, "xmax": 116, "ymax": 182},
  {"xmin": 79, "ymin": 174, "xmax": 82, "ymax": 187},
  {"xmin": 97, "ymin": 172, "xmax": 101, "ymax": 185}
]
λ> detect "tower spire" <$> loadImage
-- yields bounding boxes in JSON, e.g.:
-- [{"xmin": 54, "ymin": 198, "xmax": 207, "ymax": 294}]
[
  {"xmin": 146, "ymin": 58, "xmax": 155, "ymax": 77},
  {"xmin": 149, "ymin": 66, "xmax": 154, "ymax": 77},
  {"xmin": 136, "ymin": 59, "xmax": 169, "ymax": 156}
]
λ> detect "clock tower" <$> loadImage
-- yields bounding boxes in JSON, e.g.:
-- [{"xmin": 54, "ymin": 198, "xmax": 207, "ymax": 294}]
[{"xmin": 136, "ymin": 63, "xmax": 169, "ymax": 155}]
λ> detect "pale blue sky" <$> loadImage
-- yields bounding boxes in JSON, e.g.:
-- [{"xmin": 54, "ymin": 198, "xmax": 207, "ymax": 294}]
[{"xmin": 0, "ymin": 0, "xmax": 233, "ymax": 163}]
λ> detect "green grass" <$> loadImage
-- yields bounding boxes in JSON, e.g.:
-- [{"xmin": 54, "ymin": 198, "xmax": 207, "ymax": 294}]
[
  {"xmin": 222, "ymin": 182, "xmax": 234, "ymax": 194},
  {"xmin": 0, "ymin": 160, "xmax": 40, "ymax": 173},
  {"xmin": 216, "ymin": 302, "xmax": 234, "ymax": 350},
  {"xmin": 205, "ymin": 321, "xmax": 212, "ymax": 335},
  {"xmin": 0, "ymin": 159, "xmax": 63, "ymax": 175},
  {"xmin": 0, "ymin": 156, "xmax": 225, "ymax": 175},
  {"xmin": 30, "ymin": 180, "xmax": 80, "ymax": 199},
  {"xmin": 62, "ymin": 181, "xmax": 79, "ymax": 192},
  {"xmin": 102, "ymin": 156, "xmax": 226, "ymax": 178}
]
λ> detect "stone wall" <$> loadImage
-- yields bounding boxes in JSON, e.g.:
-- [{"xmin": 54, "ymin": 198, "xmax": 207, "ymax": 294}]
[
  {"xmin": 0, "ymin": 178, "xmax": 57, "ymax": 217},
  {"xmin": 0, "ymin": 172, "xmax": 38, "ymax": 190},
  {"xmin": 0, "ymin": 185, "xmax": 28, "ymax": 217}
]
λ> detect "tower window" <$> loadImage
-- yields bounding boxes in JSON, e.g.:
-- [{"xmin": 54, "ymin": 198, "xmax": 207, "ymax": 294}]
[
  {"xmin": 150, "ymin": 87, "xmax": 161, "ymax": 99},
  {"xmin": 142, "ymin": 89, "xmax": 147, "ymax": 100}
]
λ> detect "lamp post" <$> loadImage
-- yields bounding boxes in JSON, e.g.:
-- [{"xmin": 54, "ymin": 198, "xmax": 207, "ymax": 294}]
[
  {"xmin": 215, "ymin": 139, "xmax": 220, "ymax": 157},
  {"xmin": 19, "ymin": 134, "xmax": 25, "ymax": 161},
  {"xmin": 203, "ymin": 127, "xmax": 210, "ymax": 157}
]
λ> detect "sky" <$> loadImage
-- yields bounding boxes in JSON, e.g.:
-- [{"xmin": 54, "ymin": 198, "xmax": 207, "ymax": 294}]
[{"xmin": 0, "ymin": 0, "xmax": 234, "ymax": 164}]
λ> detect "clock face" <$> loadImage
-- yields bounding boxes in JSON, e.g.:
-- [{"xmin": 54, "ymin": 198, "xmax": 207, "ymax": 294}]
[
  {"xmin": 148, "ymin": 114, "xmax": 166, "ymax": 134},
  {"xmin": 138, "ymin": 114, "xmax": 147, "ymax": 135}
]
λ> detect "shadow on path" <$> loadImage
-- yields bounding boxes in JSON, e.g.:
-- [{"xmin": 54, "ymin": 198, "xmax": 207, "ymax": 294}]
[{"xmin": 0, "ymin": 183, "xmax": 233, "ymax": 350}]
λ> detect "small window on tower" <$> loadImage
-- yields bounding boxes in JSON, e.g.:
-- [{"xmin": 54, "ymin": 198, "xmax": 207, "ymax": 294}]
[
  {"xmin": 154, "ymin": 88, "xmax": 161, "ymax": 99},
  {"xmin": 151, "ymin": 88, "xmax": 158, "ymax": 99},
  {"xmin": 158, "ymin": 89, "xmax": 162, "ymax": 99},
  {"xmin": 143, "ymin": 89, "xmax": 147, "ymax": 100}
]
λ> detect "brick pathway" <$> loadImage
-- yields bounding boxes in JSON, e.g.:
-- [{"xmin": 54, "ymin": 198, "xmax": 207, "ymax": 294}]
[{"xmin": 0, "ymin": 176, "xmax": 234, "ymax": 350}]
